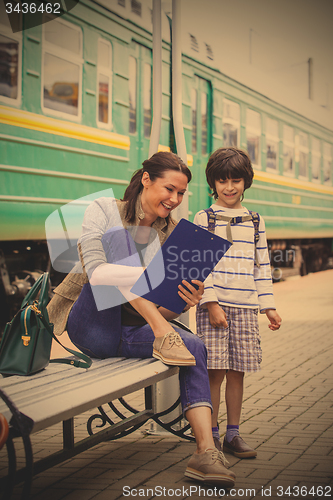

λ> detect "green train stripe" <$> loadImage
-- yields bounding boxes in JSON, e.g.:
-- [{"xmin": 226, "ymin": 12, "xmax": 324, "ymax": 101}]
[
  {"xmin": 0, "ymin": 134, "xmax": 130, "ymax": 162},
  {"xmin": 252, "ymin": 183, "xmax": 333, "ymax": 202},
  {"xmin": 245, "ymin": 198, "xmax": 333, "ymax": 213},
  {"xmin": 0, "ymin": 195, "xmax": 86, "ymax": 204},
  {"xmin": 0, "ymin": 164, "xmax": 128, "ymax": 185},
  {"xmin": 264, "ymin": 215, "xmax": 333, "ymax": 224}
]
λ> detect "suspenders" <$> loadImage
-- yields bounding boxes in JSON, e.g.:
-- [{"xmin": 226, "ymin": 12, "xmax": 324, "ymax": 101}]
[{"xmin": 204, "ymin": 208, "xmax": 261, "ymax": 267}]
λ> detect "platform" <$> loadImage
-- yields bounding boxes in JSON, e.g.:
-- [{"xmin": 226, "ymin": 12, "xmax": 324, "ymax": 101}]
[{"xmin": 0, "ymin": 270, "xmax": 332, "ymax": 499}]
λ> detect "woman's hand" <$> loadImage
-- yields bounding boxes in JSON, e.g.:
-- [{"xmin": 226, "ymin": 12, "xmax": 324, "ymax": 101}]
[{"xmin": 178, "ymin": 279, "xmax": 204, "ymax": 310}]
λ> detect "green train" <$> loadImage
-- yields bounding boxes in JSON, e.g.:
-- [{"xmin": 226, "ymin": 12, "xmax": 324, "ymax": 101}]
[{"xmin": 0, "ymin": 0, "xmax": 332, "ymax": 326}]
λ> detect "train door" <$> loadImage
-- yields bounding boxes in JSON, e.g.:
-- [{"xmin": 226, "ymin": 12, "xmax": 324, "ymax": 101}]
[
  {"xmin": 190, "ymin": 76, "xmax": 212, "ymax": 217},
  {"xmin": 128, "ymin": 41, "xmax": 152, "ymax": 173}
]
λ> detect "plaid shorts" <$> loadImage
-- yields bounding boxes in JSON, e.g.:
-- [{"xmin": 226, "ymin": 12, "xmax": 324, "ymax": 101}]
[{"xmin": 196, "ymin": 305, "xmax": 262, "ymax": 372}]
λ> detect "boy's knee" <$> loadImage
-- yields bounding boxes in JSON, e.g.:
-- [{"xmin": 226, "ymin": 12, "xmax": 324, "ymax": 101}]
[
  {"xmin": 226, "ymin": 369, "xmax": 244, "ymax": 381},
  {"xmin": 208, "ymin": 368, "xmax": 226, "ymax": 383}
]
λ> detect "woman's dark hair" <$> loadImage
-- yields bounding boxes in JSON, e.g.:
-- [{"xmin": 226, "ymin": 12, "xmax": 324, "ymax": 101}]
[
  {"xmin": 206, "ymin": 147, "xmax": 254, "ymax": 199},
  {"xmin": 122, "ymin": 151, "xmax": 192, "ymax": 222}
]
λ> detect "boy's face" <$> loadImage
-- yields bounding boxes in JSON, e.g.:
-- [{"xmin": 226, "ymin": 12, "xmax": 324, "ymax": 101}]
[{"xmin": 214, "ymin": 178, "xmax": 245, "ymax": 209}]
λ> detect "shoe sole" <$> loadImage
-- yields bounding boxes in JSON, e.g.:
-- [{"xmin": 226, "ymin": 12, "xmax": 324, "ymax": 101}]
[
  {"xmin": 223, "ymin": 444, "xmax": 257, "ymax": 458},
  {"xmin": 184, "ymin": 468, "xmax": 235, "ymax": 487},
  {"xmin": 153, "ymin": 350, "xmax": 196, "ymax": 366}
]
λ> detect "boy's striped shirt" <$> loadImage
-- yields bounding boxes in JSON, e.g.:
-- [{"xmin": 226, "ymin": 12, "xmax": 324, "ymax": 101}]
[{"xmin": 194, "ymin": 204, "xmax": 276, "ymax": 312}]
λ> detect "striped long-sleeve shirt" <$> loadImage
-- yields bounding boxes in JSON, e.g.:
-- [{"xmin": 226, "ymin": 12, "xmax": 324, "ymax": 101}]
[{"xmin": 193, "ymin": 204, "xmax": 276, "ymax": 312}]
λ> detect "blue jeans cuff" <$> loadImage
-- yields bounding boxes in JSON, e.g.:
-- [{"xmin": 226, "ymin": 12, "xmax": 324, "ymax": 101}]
[{"xmin": 183, "ymin": 401, "xmax": 213, "ymax": 418}]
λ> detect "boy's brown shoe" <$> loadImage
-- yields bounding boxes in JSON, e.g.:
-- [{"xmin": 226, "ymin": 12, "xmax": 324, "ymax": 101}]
[
  {"xmin": 184, "ymin": 448, "xmax": 235, "ymax": 487},
  {"xmin": 153, "ymin": 332, "xmax": 196, "ymax": 366},
  {"xmin": 223, "ymin": 436, "xmax": 257, "ymax": 458}
]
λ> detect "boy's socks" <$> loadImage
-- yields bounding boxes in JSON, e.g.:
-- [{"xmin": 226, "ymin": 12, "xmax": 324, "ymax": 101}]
[
  {"xmin": 226, "ymin": 424, "xmax": 239, "ymax": 443},
  {"xmin": 212, "ymin": 426, "xmax": 220, "ymax": 440}
]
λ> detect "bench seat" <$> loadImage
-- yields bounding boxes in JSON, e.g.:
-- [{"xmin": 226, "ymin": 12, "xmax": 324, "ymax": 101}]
[
  {"xmin": 0, "ymin": 357, "xmax": 178, "ymax": 433},
  {"xmin": 0, "ymin": 357, "xmax": 184, "ymax": 499}
]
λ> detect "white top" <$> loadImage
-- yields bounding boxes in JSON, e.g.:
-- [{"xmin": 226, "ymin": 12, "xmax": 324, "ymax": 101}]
[{"xmin": 193, "ymin": 204, "xmax": 276, "ymax": 312}]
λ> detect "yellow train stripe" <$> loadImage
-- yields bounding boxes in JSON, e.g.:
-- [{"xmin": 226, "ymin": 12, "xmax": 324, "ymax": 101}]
[
  {"xmin": 157, "ymin": 145, "xmax": 193, "ymax": 166},
  {"xmin": 0, "ymin": 105, "xmax": 130, "ymax": 150},
  {"xmin": 254, "ymin": 170, "xmax": 333, "ymax": 195}
]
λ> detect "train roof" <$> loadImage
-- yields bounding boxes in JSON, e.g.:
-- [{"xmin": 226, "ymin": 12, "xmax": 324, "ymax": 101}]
[{"xmin": 94, "ymin": 0, "xmax": 333, "ymax": 133}]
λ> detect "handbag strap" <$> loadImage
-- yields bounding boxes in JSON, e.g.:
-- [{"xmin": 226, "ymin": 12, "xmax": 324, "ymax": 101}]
[
  {"xmin": 27, "ymin": 306, "xmax": 92, "ymax": 369},
  {"xmin": 37, "ymin": 272, "xmax": 50, "ymax": 312},
  {"xmin": 21, "ymin": 272, "xmax": 50, "ymax": 313},
  {"xmin": 21, "ymin": 274, "xmax": 44, "ymax": 309}
]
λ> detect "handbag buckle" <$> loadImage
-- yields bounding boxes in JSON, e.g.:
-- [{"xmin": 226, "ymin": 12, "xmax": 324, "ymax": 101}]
[
  {"xmin": 22, "ymin": 335, "xmax": 31, "ymax": 346},
  {"xmin": 31, "ymin": 302, "xmax": 42, "ymax": 315}
]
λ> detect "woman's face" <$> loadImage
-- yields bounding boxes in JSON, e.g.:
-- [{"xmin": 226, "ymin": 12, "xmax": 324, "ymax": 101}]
[{"xmin": 141, "ymin": 170, "xmax": 188, "ymax": 221}]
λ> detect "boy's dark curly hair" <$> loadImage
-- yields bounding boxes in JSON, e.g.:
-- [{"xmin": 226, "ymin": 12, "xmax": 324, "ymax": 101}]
[{"xmin": 206, "ymin": 147, "xmax": 254, "ymax": 199}]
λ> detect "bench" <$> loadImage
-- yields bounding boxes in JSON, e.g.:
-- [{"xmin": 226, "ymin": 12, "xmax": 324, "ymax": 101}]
[{"xmin": 0, "ymin": 356, "xmax": 194, "ymax": 499}]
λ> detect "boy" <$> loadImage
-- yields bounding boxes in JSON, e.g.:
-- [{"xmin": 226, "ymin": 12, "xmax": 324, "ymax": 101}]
[{"xmin": 194, "ymin": 147, "xmax": 281, "ymax": 458}]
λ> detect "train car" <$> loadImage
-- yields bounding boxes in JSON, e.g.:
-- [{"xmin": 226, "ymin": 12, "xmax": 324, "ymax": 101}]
[{"xmin": 0, "ymin": 0, "xmax": 332, "ymax": 327}]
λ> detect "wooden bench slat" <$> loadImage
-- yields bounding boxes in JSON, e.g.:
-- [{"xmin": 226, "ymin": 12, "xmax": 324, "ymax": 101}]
[
  {"xmin": 0, "ymin": 359, "xmax": 179, "ymax": 432},
  {"xmin": 0, "ymin": 359, "xmax": 155, "ymax": 401}
]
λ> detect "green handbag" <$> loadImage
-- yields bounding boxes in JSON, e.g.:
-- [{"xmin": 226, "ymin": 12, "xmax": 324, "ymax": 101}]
[{"xmin": 0, "ymin": 273, "xmax": 92, "ymax": 376}]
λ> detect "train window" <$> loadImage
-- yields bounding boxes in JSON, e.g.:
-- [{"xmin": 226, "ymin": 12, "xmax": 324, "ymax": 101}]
[
  {"xmin": 131, "ymin": 0, "xmax": 142, "ymax": 16},
  {"xmin": 201, "ymin": 91, "xmax": 208, "ymax": 155},
  {"xmin": 311, "ymin": 137, "xmax": 321, "ymax": 182},
  {"xmin": 323, "ymin": 142, "xmax": 332, "ymax": 185},
  {"xmin": 298, "ymin": 132, "xmax": 309, "ymax": 179},
  {"xmin": 42, "ymin": 17, "xmax": 83, "ymax": 119},
  {"xmin": 223, "ymin": 98, "xmax": 240, "ymax": 147},
  {"xmin": 266, "ymin": 117, "xmax": 279, "ymax": 171},
  {"xmin": 129, "ymin": 56, "xmax": 137, "ymax": 134},
  {"xmin": 0, "ymin": 33, "xmax": 21, "ymax": 104},
  {"xmin": 191, "ymin": 88, "xmax": 197, "ymax": 153},
  {"xmin": 97, "ymin": 39, "xmax": 112, "ymax": 128},
  {"xmin": 246, "ymin": 109, "xmax": 261, "ymax": 167},
  {"xmin": 283, "ymin": 124, "xmax": 295, "ymax": 176},
  {"xmin": 143, "ymin": 63, "xmax": 151, "ymax": 138},
  {"xmin": 0, "ymin": 7, "xmax": 22, "ymax": 105},
  {"xmin": 44, "ymin": 17, "xmax": 81, "ymax": 55}
]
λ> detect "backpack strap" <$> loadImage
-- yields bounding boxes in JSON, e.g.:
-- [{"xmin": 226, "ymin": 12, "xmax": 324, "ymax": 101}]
[
  {"xmin": 249, "ymin": 211, "xmax": 260, "ymax": 267},
  {"xmin": 204, "ymin": 208, "xmax": 217, "ymax": 234},
  {"xmin": 249, "ymin": 211, "xmax": 260, "ymax": 244},
  {"xmin": 204, "ymin": 208, "xmax": 251, "ymax": 244},
  {"xmin": 204, "ymin": 208, "xmax": 233, "ymax": 243},
  {"xmin": 204, "ymin": 208, "xmax": 261, "ymax": 266}
]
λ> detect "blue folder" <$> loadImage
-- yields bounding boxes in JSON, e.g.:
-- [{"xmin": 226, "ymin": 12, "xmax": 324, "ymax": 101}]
[{"xmin": 131, "ymin": 218, "xmax": 232, "ymax": 314}]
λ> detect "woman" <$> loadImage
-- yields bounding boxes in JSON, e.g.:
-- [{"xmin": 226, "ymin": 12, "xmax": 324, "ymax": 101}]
[{"xmin": 47, "ymin": 152, "xmax": 236, "ymax": 487}]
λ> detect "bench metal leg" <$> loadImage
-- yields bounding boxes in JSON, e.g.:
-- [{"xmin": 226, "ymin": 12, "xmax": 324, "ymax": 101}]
[
  {"xmin": 63, "ymin": 418, "xmax": 74, "ymax": 450},
  {"xmin": 0, "ymin": 388, "xmax": 34, "ymax": 500},
  {"xmin": 86, "ymin": 385, "xmax": 195, "ymax": 442}
]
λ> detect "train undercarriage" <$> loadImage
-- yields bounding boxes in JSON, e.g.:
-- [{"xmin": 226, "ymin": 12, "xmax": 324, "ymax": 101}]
[{"xmin": 0, "ymin": 237, "xmax": 332, "ymax": 333}]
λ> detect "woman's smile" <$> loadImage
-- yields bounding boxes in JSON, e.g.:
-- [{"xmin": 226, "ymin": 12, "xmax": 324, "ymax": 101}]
[{"xmin": 141, "ymin": 170, "xmax": 188, "ymax": 223}]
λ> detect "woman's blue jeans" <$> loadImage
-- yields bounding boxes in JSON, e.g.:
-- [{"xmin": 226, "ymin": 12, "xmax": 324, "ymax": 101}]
[{"xmin": 67, "ymin": 227, "xmax": 212, "ymax": 415}]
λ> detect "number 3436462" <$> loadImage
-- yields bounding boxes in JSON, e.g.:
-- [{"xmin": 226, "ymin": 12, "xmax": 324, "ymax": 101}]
[
  {"xmin": 277, "ymin": 485, "xmax": 331, "ymax": 497},
  {"xmin": 5, "ymin": 2, "xmax": 61, "ymax": 14}
]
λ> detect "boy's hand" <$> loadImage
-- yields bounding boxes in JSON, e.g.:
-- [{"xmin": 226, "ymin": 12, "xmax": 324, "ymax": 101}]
[
  {"xmin": 265, "ymin": 309, "xmax": 282, "ymax": 331},
  {"xmin": 206, "ymin": 302, "xmax": 228, "ymax": 328}
]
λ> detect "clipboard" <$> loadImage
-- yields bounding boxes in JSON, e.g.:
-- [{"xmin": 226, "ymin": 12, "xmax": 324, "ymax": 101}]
[{"xmin": 130, "ymin": 218, "xmax": 232, "ymax": 314}]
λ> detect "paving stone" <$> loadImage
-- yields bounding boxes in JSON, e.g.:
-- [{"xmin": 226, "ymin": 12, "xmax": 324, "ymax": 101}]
[{"xmin": 2, "ymin": 271, "xmax": 332, "ymax": 499}]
